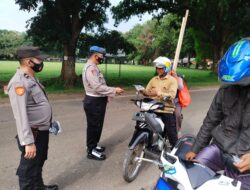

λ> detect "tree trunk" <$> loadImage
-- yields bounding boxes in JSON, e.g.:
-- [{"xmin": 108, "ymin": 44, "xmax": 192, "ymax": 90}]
[
  {"xmin": 195, "ymin": 61, "xmax": 199, "ymax": 69},
  {"xmin": 187, "ymin": 54, "xmax": 191, "ymax": 68},
  {"xmin": 61, "ymin": 44, "xmax": 77, "ymax": 87},
  {"xmin": 212, "ymin": 44, "xmax": 224, "ymax": 73}
]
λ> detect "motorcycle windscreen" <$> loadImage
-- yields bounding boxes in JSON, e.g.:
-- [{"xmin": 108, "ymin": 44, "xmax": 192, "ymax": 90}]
[{"xmin": 155, "ymin": 178, "xmax": 173, "ymax": 190}]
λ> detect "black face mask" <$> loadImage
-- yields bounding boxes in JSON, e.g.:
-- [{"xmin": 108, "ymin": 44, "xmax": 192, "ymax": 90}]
[
  {"xmin": 30, "ymin": 60, "xmax": 44, "ymax": 72},
  {"xmin": 96, "ymin": 56, "xmax": 104, "ymax": 64}
]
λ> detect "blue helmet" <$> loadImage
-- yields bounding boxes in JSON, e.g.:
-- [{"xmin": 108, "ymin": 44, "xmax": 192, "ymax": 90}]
[{"xmin": 219, "ymin": 38, "xmax": 250, "ymax": 83}]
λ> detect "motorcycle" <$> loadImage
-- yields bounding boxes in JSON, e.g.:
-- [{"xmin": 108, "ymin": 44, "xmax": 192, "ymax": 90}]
[
  {"xmin": 139, "ymin": 135, "xmax": 242, "ymax": 190},
  {"xmin": 122, "ymin": 85, "xmax": 172, "ymax": 182}
]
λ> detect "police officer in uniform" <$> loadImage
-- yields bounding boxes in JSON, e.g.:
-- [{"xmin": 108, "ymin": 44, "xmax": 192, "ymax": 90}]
[
  {"xmin": 82, "ymin": 46, "xmax": 124, "ymax": 160},
  {"xmin": 8, "ymin": 46, "xmax": 58, "ymax": 190}
]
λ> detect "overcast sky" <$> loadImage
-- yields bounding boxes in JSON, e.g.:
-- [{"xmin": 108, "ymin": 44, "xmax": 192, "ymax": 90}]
[{"xmin": 0, "ymin": 0, "xmax": 152, "ymax": 33}]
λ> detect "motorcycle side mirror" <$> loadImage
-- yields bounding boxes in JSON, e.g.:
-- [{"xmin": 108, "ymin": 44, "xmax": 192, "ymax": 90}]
[
  {"xmin": 133, "ymin": 84, "xmax": 145, "ymax": 101},
  {"xmin": 133, "ymin": 84, "xmax": 145, "ymax": 92}
]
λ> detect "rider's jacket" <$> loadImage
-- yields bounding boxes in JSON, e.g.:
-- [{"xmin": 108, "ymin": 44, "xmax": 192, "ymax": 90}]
[
  {"xmin": 192, "ymin": 84, "xmax": 250, "ymax": 156},
  {"xmin": 143, "ymin": 74, "xmax": 177, "ymax": 113}
]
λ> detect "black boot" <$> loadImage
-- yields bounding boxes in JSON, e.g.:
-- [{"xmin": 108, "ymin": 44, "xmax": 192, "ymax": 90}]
[
  {"xmin": 34, "ymin": 173, "xmax": 58, "ymax": 190},
  {"xmin": 87, "ymin": 148, "xmax": 106, "ymax": 160},
  {"xmin": 95, "ymin": 146, "xmax": 106, "ymax": 152},
  {"xmin": 18, "ymin": 177, "xmax": 34, "ymax": 190}
]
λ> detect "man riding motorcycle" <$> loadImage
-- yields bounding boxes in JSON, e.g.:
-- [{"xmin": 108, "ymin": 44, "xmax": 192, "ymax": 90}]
[
  {"xmin": 142, "ymin": 58, "xmax": 178, "ymax": 147},
  {"xmin": 186, "ymin": 38, "xmax": 250, "ymax": 190}
]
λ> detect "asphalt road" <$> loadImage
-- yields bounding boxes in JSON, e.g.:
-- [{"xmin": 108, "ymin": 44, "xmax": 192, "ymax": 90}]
[{"xmin": 0, "ymin": 88, "xmax": 218, "ymax": 190}]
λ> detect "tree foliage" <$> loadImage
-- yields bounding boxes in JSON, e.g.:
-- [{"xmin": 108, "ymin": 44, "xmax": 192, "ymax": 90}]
[
  {"xmin": 112, "ymin": 0, "xmax": 177, "ymax": 24},
  {"xmin": 152, "ymin": 14, "xmax": 180, "ymax": 58},
  {"xmin": 16, "ymin": 0, "xmax": 110, "ymax": 87},
  {"xmin": 112, "ymin": 0, "xmax": 250, "ymax": 71},
  {"xmin": 185, "ymin": 0, "xmax": 250, "ymax": 71},
  {"xmin": 123, "ymin": 14, "xmax": 194, "ymax": 65},
  {"xmin": 0, "ymin": 30, "xmax": 32, "ymax": 59},
  {"xmin": 77, "ymin": 30, "xmax": 135, "ymax": 57},
  {"xmin": 25, "ymin": 0, "xmax": 110, "ymax": 48}
]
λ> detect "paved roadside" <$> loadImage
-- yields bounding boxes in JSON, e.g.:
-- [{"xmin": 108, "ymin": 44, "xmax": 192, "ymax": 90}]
[
  {"xmin": 0, "ymin": 87, "xmax": 218, "ymax": 190},
  {"xmin": 0, "ymin": 85, "xmax": 219, "ymax": 106}
]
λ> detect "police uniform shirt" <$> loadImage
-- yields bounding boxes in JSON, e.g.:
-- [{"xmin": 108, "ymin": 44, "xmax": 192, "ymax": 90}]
[
  {"xmin": 8, "ymin": 68, "xmax": 52, "ymax": 146},
  {"xmin": 82, "ymin": 61, "xmax": 116, "ymax": 97}
]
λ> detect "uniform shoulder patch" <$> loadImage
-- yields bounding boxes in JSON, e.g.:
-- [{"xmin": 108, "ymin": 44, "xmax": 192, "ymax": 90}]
[
  {"xmin": 91, "ymin": 69, "xmax": 98, "ymax": 76},
  {"xmin": 15, "ymin": 86, "xmax": 26, "ymax": 96}
]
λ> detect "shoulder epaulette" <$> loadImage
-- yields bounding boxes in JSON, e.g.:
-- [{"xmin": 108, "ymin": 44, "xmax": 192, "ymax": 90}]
[{"xmin": 24, "ymin": 73, "xmax": 29, "ymax": 78}]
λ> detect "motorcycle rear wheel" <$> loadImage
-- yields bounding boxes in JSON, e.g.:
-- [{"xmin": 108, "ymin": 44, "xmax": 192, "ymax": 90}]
[{"xmin": 122, "ymin": 143, "xmax": 145, "ymax": 182}]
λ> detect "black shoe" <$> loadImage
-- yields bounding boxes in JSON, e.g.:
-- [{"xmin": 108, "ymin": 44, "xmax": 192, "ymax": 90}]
[
  {"xmin": 87, "ymin": 149, "xmax": 106, "ymax": 160},
  {"xmin": 43, "ymin": 184, "xmax": 58, "ymax": 190},
  {"xmin": 95, "ymin": 146, "xmax": 105, "ymax": 152}
]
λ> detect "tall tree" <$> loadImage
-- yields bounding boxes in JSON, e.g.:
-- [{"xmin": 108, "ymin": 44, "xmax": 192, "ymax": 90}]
[
  {"xmin": 16, "ymin": 0, "xmax": 110, "ymax": 87},
  {"xmin": 123, "ymin": 14, "xmax": 194, "ymax": 65},
  {"xmin": 151, "ymin": 14, "xmax": 180, "ymax": 58},
  {"xmin": 184, "ymin": 0, "xmax": 250, "ymax": 71},
  {"xmin": 97, "ymin": 30, "xmax": 135, "ymax": 55},
  {"xmin": 112, "ymin": 0, "xmax": 250, "ymax": 72},
  {"xmin": 77, "ymin": 33, "xmax": 96, "ymax": 58},
  {"xmin": 123, "ymin": 21, "xmax": 154, "ymax": 64},
  {"xmin": 176, "ymin": 27, "xmax": 196, "ymax": 68},
  {"xmin": 123, "ymin": 24, "xmax": 145, "ymax": 61}
]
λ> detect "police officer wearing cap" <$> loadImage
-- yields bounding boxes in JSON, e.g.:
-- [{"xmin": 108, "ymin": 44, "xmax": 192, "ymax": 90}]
[
  {"xmin": 7, "ymin": 46, "xmax": 58, "ymax": 190},
  {"xmin": 82, "ymin": 46, "xmax": 124, "ymax": 160}
]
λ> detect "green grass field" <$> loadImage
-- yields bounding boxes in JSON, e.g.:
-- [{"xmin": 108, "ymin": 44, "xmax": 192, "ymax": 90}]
[{"xmin": 0, "ymin": 61, "xmax": 219, "ymax": 95}]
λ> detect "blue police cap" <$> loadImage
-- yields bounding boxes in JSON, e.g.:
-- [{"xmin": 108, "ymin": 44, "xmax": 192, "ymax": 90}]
[{"xmin": 89, "ymin": 46, "xmax": 106, "ymax": 55}]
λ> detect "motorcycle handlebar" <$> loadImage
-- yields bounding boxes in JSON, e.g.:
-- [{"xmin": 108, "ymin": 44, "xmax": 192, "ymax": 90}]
[{"xmin": 130, "ymin": 98, "xmax": 174, "ymax": 109}]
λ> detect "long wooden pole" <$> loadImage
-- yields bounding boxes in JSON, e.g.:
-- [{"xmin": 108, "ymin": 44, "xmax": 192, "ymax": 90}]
[{"xmin": 173, "ymin": 10, "xmax": 189, "ymax": 71}]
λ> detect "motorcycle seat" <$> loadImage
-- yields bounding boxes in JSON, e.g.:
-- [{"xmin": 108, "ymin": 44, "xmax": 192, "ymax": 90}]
[{"xmin": 174, "ymin": 135, "xmax": 217, "ymax": 189}]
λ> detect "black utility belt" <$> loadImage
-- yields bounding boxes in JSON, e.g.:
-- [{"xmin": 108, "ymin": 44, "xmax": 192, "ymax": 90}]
[
  {"xmin": 85, "ymin": 95, "xmax": 108, "ymax": 99},
  {"xmin": 31, "ymin": 128, "xmax": 49, "ymax": 139}
]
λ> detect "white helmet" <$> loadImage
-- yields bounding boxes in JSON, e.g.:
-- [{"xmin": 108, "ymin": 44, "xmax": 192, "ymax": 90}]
[{"xmin": 153, "ymin": 56, "xmax": 171, "ymax": 69}]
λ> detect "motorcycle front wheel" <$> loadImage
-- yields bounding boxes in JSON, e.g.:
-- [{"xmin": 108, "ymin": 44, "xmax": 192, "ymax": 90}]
[{"xmin": 122, "ymin": 142, "xmax": 145, "ymax": 182}]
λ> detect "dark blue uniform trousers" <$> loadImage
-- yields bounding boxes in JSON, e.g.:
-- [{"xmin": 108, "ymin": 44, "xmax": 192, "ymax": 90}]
[
  {"xmin": 16, "ymin": 130, "xmax": 49, "ymax": 190},
  {"xmin": 83, "ymin": 95, "xmax": 108, "ymax": 151}
]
